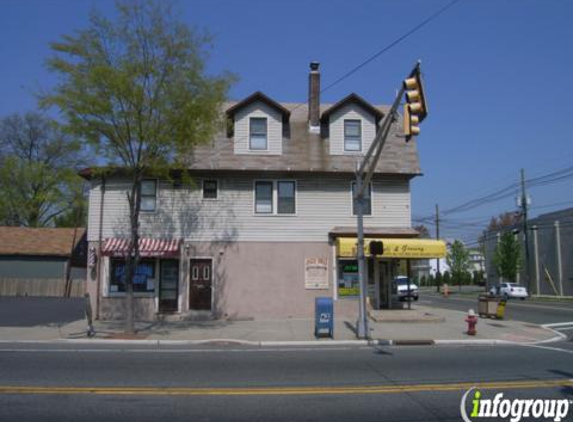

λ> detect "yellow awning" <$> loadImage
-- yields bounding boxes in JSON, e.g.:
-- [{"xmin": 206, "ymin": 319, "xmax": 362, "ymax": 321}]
[{"xmin": 337, "ymin": 238, "xmax": 446, "ymax": 259}]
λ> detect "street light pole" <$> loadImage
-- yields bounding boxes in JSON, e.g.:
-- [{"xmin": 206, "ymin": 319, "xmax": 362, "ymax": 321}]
[
  {"xmin": 354, "ymin": 62, "xmax": 427, "ymax": 339},
  {"xmin": 355, "ymin": 172, "xmax": 368, "ymax": 339}
]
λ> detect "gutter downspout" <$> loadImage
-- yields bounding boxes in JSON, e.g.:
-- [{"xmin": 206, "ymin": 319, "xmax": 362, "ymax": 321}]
[{"xmin": 96, "ymin": 175, "xmax": 106, "ymax": 320}]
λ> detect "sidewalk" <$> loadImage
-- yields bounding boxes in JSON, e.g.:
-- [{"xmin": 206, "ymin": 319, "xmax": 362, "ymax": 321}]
[{"xmin": 0, "ymin": 305, "xmax": 561, "ymax": 345}]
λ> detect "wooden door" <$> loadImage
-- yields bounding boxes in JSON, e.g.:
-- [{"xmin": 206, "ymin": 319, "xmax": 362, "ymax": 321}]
[{"xmin": 189, "ymin": 259, "xmax": 212, "ymax": 310}]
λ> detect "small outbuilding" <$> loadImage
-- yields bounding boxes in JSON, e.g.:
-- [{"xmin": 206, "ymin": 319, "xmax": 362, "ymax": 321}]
[{"xmin": 0, "ymin": 227, "xmax": 87, "ymax": 297}]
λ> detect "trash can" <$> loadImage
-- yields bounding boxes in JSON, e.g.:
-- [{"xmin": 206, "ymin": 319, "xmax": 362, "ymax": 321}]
[
  {"xmin": 478, "ymin": 294, "xmax": 507, "ymax": 319},
  {"xmin": 314, "ymin": 297, "xmax": 333, "ymax": 338}
]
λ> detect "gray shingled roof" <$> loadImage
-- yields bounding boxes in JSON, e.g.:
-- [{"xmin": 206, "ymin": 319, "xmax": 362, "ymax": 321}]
[{"xmin": 188, "ymin": 101, "xmax": 421, "ymax": 177}]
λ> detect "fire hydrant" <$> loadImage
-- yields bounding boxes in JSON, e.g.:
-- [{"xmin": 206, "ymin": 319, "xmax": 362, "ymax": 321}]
[{"xmin": 465, "ymin": 309, "xmax": 478, "ymax": 336}]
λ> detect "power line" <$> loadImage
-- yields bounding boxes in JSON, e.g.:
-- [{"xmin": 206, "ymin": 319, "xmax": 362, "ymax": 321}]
[{"xmin": 320, "ymin": 0, "xmax": 465, "ymax": 94}]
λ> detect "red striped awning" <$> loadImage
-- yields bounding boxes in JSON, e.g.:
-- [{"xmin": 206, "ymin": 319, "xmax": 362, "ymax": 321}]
[{"xmin": 102, "ymin": 238, "xmax": 180, "ymax": 258}]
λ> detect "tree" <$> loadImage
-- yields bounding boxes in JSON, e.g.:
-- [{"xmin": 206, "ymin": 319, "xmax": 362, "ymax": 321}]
[
  {"xmin": 487, "ymin": 212, "xmax": 522, "ymax": 232},
  {"xmin": 446, "ymin": 240, "xmax": 470, "ymax": 292},
  {"xmin": 493, "ymin": 232, "xmax": 521, "ymax": 283},
  {"xmin": 54, "ymin": 181, "xmax": 88, "ymax": 228},
  {"xmin": 42, "ymin": 0, "xmax": 234, "ymax": 333},
  {"xmin": 414, "ymin": 224, "xmax": 430, "ymax": 238},
  {"xmin": 0, "ymin": 112, "xmax": 84, "ymax": 227}
]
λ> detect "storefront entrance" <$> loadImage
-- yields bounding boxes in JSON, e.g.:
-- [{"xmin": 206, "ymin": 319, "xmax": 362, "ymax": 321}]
[
  {"xmin": 159, "ymin": 260, "xmax": 179, "ymax": 313},
  {"xmin": 189, "ymin": 259, "xmax": 212, "ymax": 310}
]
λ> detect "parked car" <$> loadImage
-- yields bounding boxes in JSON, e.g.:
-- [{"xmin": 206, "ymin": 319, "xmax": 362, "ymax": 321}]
[
  {"xmin": 489, "ymin": 282, "xmax": 528, "ymax": 300},
  {"xmin": 392, "ymin": 276, "xmax": 419, "ymax": 301}
]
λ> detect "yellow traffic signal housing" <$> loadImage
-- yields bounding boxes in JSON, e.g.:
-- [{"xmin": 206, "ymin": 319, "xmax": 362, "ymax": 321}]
[
  {"xmin": 403, "ymin": 65, "xmax": 428, "ymax": 140},
  {"xmin": 403, "ymin": 104, "xmax": 420, "ymax": 140}
]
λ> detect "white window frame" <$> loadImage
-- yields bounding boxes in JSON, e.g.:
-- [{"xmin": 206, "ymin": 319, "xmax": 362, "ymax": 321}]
[
  {"xmin": 140, "ymin": 179, "xmax": 158, "ymax": 212},
  {"xmin": 249, "ymin": 117, "xmax": 268, "ymax": 151},
  {"xmin": 254, "ymin": 180, "xmax": 274, "ymax": 214},
  {"xmin": 253, "ymin": 180, "xmax": 297, "ymax": 216},
  {"xmin": 344, "ymin": 119, "xmax": 362, "ymax": 152},
  {"xmin": 202, "ymin": 179, "xmax": 218, "ymax": 200},
  {"xmin": 351, "ymin": 181, "xmax": 373, "ymax": 217},
  {"xmin": 106, "ymin": 257, "xmax": 157, "ymax": 298}
]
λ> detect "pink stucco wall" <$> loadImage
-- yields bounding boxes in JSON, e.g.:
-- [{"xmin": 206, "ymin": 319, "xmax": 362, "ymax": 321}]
[{"xmin": 87, "ymin": 240, "xmax": 361, "ymax": 321}]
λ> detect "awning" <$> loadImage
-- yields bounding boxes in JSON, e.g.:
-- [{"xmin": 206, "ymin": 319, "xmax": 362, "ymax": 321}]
[
  {"xmin": 337, "ymin": 238, "xmax": 446, "ymax": 259},
  {"xmin": 102, "ymin": 238, "xmax": 180, "ymax": 258}
]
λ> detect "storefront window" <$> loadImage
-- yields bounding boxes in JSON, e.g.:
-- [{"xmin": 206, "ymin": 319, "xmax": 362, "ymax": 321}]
[
  {"xmin": 338, "ymin": 259, "xmax": 360, "ymax": 297},
  {"xmin": 110, "ymin": 259, "xmax": 155, "ymax": 293}
]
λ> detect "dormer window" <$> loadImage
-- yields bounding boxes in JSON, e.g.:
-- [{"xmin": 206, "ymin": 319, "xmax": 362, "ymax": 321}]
[
  {"xmin": 344, "ymin": 119, "xmax": 362, "ymax": 151},
  {"xmin": 249, "ymin": 117, "xmax": 268, "ymax": 150}
]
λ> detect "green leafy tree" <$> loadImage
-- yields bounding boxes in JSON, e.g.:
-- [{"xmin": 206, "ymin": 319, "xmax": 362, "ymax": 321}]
[
  {"xmin": 442, "ymin": 271, "xmax": 451, "ymax": 285},
  {"xmin": 446, "ymin": 240, "xmax": 470, "ymax": 291},
  {"xmin": 0, "ymin": 112, "xmax": 84, "ymax": 227},
  {"xmin": 493, "ymin": 232, "xmax": 521, "ymax": 283},
  {"xmin": 42, "ymin": 0, "xmax": 234, "ymax": 333}
]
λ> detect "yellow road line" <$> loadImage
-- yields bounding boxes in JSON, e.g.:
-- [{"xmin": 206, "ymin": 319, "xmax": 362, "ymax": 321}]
[{"xmin": 1, "ymin": 379, "xmax": 571, "ymax": 396}]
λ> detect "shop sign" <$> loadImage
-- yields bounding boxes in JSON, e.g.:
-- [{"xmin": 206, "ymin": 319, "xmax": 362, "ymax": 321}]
[{"xmin": 305, "ymin": 257, "xmax": 328, "ymax": 290}]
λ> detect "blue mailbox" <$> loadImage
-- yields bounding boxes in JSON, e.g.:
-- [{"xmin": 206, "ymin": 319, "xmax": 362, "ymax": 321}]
[{"xmin": 314, "ymin": 297, "xmax": 334, "ymax": 338}]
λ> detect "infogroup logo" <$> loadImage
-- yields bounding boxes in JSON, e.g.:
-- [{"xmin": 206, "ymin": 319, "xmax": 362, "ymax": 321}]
[{"xmin": 460, "ymin": 387, "xmax": 571, "ymax": 422}]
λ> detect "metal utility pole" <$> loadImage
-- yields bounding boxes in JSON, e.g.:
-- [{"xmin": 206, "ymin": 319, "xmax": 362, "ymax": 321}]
[
  {"xmin": 354, "ymin": 62, "xmax": 427, "ymax": 339},
  {"xmin": 355, "ymin": 95, "xmax": 401, "ymax": 339},
  {"xmin": 520, "ymin": 169, "xmax": 531, "ymax": 292},
  {"xmin": 435, "ymin": 204, "xmax": 441, "ymax": 293}
]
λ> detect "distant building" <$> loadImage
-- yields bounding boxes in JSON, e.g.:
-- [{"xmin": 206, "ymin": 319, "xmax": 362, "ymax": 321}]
[
  {"xmin": 0, "ymin": 227, "xmax": 87, "ymax": 297},
  {"xmin": 468, "ymin": 248, "xmax": 485, "ymax": 274},
  {"xmin": 483, "ymin": 207, "xmax": 573, "ymax": 296}
]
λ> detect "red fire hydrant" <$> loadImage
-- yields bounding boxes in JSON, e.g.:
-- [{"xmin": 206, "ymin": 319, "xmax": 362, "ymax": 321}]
[{"xmin": 465, "ymin": 309, "xmax": 478, "ymax": 336}]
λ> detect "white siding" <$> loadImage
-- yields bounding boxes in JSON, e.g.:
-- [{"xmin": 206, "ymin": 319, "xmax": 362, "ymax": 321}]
[
  {"xmin": 87, "ymin": 175, "xmax": 411, "ymax": 243},
  {"xmin": 233, "ymin": 101, "xmax": 283, "ymax": 155},
  {"xmin": 329, "ymin": 103, "xmax": 377, "ymax": 156}
]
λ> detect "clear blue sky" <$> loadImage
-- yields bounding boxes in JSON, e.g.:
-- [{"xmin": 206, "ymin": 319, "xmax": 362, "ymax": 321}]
[{"xmin": 1, "ymin": 0, "xmax": 572, "ymax": 244}]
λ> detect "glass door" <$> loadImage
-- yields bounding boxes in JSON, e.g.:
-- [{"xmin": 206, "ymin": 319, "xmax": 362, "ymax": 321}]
[{"xmin": 159, "ymin": 260, "xmax": 179, "ymax": 312}]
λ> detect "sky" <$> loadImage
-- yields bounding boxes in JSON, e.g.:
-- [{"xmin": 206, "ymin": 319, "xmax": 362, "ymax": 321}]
[{"xmin": 1, "ymin": 0, "xmax": 572, "ymax": 245}]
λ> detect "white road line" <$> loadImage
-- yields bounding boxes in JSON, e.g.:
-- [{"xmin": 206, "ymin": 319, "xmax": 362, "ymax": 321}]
[
  {"xmin": 518, "ymin": 344, "xmax": 573, "ymax": 355},
  {"xmin": 542, "ymin": 321, "xmax": 573, "ymax": 328}
]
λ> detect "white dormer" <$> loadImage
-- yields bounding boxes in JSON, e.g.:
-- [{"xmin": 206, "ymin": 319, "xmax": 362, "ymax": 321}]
[
  {"xmin": 321, "ymin": 93, "xmax": 384, "ymax": 156},
  {"xmin": 226, "ymin": 91, "xmax": 290, "ymax": 156}
]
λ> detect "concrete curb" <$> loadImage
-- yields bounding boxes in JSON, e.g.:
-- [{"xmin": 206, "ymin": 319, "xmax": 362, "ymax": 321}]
[{"xmin": 0, "ymin": 337, "xmax": 550, "ymax": 347}]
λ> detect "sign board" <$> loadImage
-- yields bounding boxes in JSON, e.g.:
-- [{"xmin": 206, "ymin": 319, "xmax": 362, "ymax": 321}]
[
  {"xmin": 305, "ymin": 257, "xmax": 329, "ymax": 290},
  {"xmin": 337, "ymin": 238, "xmax": 446, "ymax": 259}
]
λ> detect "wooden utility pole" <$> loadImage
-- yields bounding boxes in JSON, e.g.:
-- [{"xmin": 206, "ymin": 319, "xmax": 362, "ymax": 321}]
[
  {"xmin": 520, "ymin": 169, "xmax": 531, "ymax": 292},
  {"xmin": 435, "ymin": 204, "xmax": 441, "ymax": 292}
]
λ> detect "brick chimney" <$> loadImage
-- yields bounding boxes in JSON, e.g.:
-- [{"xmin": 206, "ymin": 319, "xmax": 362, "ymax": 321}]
[{"xmin": 308, "ymin": 61, "xmax": 320, "ymax": 132}]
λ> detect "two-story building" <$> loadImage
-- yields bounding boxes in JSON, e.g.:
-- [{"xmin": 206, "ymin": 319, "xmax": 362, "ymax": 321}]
[{"xmin": 83, "ymin": 62, "xmax": 445, "ymax": 321}]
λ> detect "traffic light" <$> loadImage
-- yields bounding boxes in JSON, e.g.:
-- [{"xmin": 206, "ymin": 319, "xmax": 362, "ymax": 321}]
[
  {"xmin": 403, "ymin": 64, "xmax": 428, "ymax": 141},
  {"xmin": 369, "ymin": 241, "xmax": 384, "ymax": 256}
]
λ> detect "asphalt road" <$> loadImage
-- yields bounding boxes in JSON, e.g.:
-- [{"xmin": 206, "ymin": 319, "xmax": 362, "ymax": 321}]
[
  {"xmin": 419, "ymin": 289, "xmax": 573, "ymax": 325},
  {"xmin": 1, "ymin": 343, "xmax": 572, "ymax": 422}
]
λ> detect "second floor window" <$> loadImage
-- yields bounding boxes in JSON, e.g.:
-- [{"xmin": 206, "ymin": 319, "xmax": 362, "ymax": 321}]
[
  {"xmin": 352, "ymin": 181, "xmax": 372, "ymax": 216},
  {"xmin": 255, "ymin": 181, "xmax": 273, "ymax": 213},
  {"xmin": 249, "ymin": 117, "xmax": 268, "ymax": 150},
  {"xmin": 140, "ymin": 180, "xmax": 157, "ymax": 212},
  {"xmin": 277, "ymin": 181, "xmax": 296, "ymax": 214},
  {"xmin": 255, "ymin": 180, "xmax": 297, "ymax": 215},
  {"xmin": 203, "ymin": 180, "xmax": 218, "ymax": 199},
  {"xmin": 344, "ymin": 119, "xmax": 362, "ymax": 152}
]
